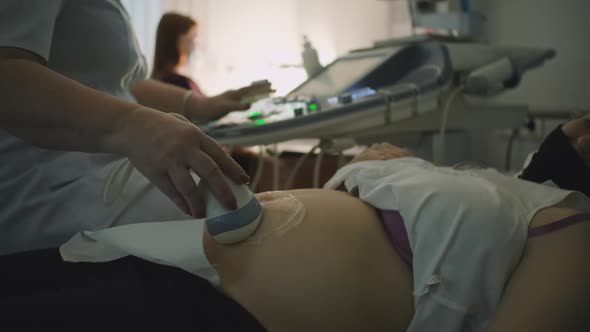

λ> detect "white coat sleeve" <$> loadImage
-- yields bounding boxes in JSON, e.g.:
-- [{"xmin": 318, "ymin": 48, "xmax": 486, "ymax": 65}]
[{"xmin": 0, "ymin": 0, "xmax": 64, "ymax": 61}]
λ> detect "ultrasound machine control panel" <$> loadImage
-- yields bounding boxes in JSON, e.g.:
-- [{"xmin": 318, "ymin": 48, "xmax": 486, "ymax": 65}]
[{"xmin": 204, "ymin": 40, "xmax": 452, "ymax": 144}]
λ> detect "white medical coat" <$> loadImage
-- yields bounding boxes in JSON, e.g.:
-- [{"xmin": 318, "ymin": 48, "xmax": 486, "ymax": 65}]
[{"xmin": 0, "ymin": 0, "xmax": 187, "ymax": 254}]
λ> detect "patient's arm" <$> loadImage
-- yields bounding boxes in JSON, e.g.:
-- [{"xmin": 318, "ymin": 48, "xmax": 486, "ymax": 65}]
[
  {"xmin": 203, "ymin": 189, "xmax": 414, "ymax": 332},
  {"xmin": 348, "ymin": 143, "xmax": 412, "ymax": 165}
]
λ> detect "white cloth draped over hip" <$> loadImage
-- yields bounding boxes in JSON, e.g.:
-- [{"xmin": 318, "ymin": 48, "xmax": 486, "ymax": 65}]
[{"xmin": 325, "ymin": 158, "xmax": 590, "ymax": 332}]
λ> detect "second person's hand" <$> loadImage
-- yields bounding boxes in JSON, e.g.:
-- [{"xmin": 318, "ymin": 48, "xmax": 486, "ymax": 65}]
[
  {"xmin": 188, "ymin": 80, "xmax": 275, "ymax": 121},
  {"xmin": 108, "ymin": 107, "xmax": 250, "ymax": 218}
]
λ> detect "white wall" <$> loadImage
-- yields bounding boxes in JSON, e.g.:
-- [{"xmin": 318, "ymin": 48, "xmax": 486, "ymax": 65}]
[
  {"xmin": 295, "ymin": 0, "xmax": 403, "ymax": 61},
  {"xmin": 479, "ymin": 0, "xmax": 590, "ymax": 110},
  {"xmin": 202, "ymin": 0, "xmax": 303, "ymax": 94}
]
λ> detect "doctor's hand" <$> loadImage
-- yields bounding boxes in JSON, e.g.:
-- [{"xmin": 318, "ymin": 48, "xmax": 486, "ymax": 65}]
[
  {"xmin": 111, "ymin": 107, "xmax": 249, "ymax": 218},
  {"xmin": 349, "ymin": 143, "xmax": 413, "ymax": 165},
  {"xmin": 188, "ymin": 80, "xmax": 275, "ymax": 121}
]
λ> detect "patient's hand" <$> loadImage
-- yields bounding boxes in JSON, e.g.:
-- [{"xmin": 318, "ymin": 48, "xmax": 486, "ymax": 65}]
[{"xmin": 348, "ymin": 143, "xmax": 412, "ymax": 165}]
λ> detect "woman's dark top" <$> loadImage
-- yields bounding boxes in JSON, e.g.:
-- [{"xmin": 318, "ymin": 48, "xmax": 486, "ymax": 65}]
[
  {"xmin": 160, "ymin": 72, "xmax": 206, "ymax": 97},
  {"xmin": 519, "ymin": 125, "xmax": 590, "ymax": 197}
]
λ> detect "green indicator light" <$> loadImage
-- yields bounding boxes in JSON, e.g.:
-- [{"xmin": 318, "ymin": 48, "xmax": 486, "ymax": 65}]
[
  {"xmin": 255, "ymin": 118, "xmax": 266, "ymax": 125},
  {"xmin": 249, "ymin": 111, "xmax": 261, "ymax": 118},
  {"xmin": 309, "ymin": 103, "xmax": 318, "ymax": 111}
]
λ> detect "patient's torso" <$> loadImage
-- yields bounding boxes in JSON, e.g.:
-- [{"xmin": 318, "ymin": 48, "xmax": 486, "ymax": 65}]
[{"xmin": 203, "ymin": 189, "xmax": 414, "ymax": 332}]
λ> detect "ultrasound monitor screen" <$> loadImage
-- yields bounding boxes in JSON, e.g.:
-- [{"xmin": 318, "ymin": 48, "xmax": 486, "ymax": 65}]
[{"xmin": 289, "ymin": 52, "xmax": 389, "ymax": 97}]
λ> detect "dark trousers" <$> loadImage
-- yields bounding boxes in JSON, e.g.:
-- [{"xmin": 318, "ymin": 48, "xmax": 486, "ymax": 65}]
[{"xmin": 0, "ymin": 248, "xmax": 265, "ymax": 331}]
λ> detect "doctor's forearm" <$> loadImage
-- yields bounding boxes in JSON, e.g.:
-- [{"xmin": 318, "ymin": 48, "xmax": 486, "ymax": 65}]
[
  {"xmin": 131, "ymin": 79, "xmax": 198, "ymax": 116},
  {"xmin": 0, "ymin": 58, "xmax": 137, "ymax": 154}
]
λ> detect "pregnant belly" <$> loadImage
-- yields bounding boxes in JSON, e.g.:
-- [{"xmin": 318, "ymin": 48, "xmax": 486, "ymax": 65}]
[{"xmin": 204, "ymin": 189, "xmax": 414, "ymax": 332}]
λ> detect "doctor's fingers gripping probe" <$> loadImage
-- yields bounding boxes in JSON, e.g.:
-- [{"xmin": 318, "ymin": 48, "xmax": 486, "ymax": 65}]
[
  {"xmin": 101, "ymin": 112, "xmax": 262, "ymax": 244},
  {"xmin": 200, "ymin": 177, "xmax": 263, "ymax": 245}
]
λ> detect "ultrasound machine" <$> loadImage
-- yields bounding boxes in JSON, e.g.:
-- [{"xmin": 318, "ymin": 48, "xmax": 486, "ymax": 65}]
[
  {"xmin": 205, "ymin": 39, "xmax": 450, "ymax": 145},
  {"xmin": 206, "ymin": 37, "xmax": 553, "ymax": 143}
]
